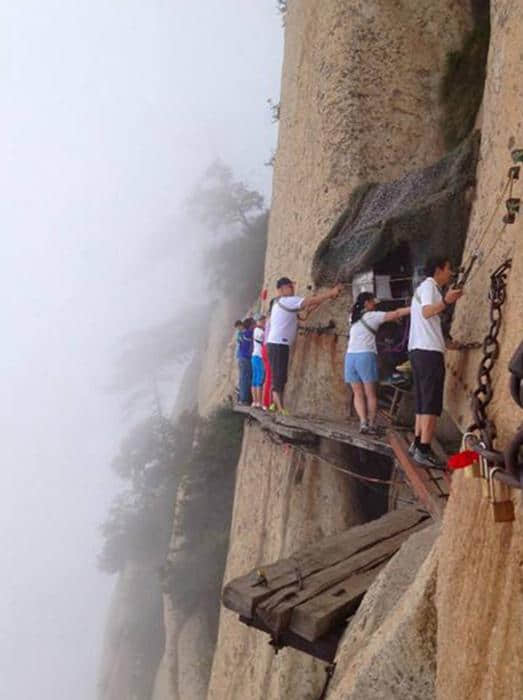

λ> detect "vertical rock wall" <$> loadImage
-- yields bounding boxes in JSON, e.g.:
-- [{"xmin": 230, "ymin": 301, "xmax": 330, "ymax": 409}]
[
  {"xmin": 206, "ymin": 1, "xmax": 473, "ymax": 698},
  {"xmin": 437, "ymin": 2, "xmax": 523, "ymax": 698}
]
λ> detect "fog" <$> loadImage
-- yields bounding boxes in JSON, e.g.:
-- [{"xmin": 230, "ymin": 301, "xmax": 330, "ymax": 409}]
[{"xmin": 0, "ymin": 2, "xmax": 282, "ymax": 698}]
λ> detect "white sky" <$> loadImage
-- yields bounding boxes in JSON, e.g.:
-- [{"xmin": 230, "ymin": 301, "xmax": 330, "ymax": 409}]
[{"xmin": 0, "ymin": 2, "xmax": 282, "ymax": 698}]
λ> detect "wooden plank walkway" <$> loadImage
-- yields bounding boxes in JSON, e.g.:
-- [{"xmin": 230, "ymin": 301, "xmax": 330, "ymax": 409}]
[
  {"xmin": 234, "ymin": 405, "xmax": 452, "ymax": 521},
  {"xmin": 233, "ymin": 404, "xmax": 393, "ymax": 457},
  {"xmin": 387, "ymin": 430, "xmax": 450, "ymax": 521},
  {"xmin": 223, "ymin": 507, "xmax": 430, "ymax": 644}
]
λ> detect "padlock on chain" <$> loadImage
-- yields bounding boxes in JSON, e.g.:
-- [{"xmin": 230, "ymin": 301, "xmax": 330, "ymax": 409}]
[
  {"xmin": 462, "ymin": 432, "xmax": 481, "ymax": 478},
  {"xmin": 488, "ymin": 467, "xmax": 515, "ymax": 522},
  {"xmin": 479, "ymin": 454, "xmax": 491, "ymax": 496}
]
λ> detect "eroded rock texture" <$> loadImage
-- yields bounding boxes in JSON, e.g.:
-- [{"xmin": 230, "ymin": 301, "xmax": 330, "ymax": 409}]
[
  {"xmin": 206, "ymin": 1, "xmax": 474, "ymax": 698},
  {"xmin": 207, "ymin": 422, "xmax": 368, "ymax": 700},
  {"xmin": 437, "ymin": 4, "xmax": 523, "ymax": 696},
  {"xmin": 327, "ymin": 526, "xmax": 439, "ymax": 700}
]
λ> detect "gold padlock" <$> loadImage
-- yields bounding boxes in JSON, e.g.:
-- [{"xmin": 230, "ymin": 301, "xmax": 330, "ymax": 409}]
[
  {"xmin": 488, "ymin": 467, "xmax": 515, "ymax": 522},
  {"xmin": 462, "ymin": 433, "xmax": 481, "ymax": 479},
  {"xmin": 480, "ymin": 455, "xmax": 490, "ymax": 496}
]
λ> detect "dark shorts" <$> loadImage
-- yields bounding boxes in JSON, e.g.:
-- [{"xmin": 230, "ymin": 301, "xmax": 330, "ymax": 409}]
[
  {"xmin": 267, "ymin": 343, "xmax": 290, "ymax": 394},
  {"xmin": 410, "ymin": 349, "xmax": 445, "ymax": 416}
]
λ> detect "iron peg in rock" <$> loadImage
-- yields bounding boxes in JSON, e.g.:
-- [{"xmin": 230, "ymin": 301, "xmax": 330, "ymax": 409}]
[
  {"xmin": 488, "ymin": 467, "xmax": 515, "ymax": 522},
  {"xmin": 506, "ymin": 197, "xmax": 520, "ymax": 214},
  {"xmin": 511, "ymin": 148, "xmax": 523, "ymax": 164}
]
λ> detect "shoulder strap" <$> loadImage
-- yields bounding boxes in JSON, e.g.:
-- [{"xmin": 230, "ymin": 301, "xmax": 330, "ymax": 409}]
[
  {"xmin": 277, "ymin": 299, "xmax": 301, "ymax": 313},
  {"xmin": 359, "ymin": 313, "xmax": 377, "ymax": 336}
]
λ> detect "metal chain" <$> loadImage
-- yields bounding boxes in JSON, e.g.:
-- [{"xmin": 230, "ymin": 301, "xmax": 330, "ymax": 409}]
[{"xmin": 468, "ymin": 259, "xmax": 512, "ymax": 448}]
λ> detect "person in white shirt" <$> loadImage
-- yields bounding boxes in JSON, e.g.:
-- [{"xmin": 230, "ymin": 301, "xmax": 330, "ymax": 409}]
[
  {"xmin": 408, "ymin": 256, "xmax": 463, "ymax": 467},
  {"xmin": 251, "ymin": 314, "xmax": 266, "ymax": 408},
  {"xmin": 345, "ymin": 292, "xmax": 410, "ymax": 434},
  {"xmin": 267, "ymin": 276, "xmax": 343, "ymax": 413}
]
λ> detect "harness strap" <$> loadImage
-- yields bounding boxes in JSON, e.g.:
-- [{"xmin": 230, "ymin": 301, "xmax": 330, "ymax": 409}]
[{"xmin": 359, "ymin": 313, "xmax": 377, "ymax": 336}]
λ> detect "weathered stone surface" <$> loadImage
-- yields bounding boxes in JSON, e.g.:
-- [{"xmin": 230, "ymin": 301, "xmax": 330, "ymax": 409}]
[
  {"xmin": 327, "ymin": 526, "xmax": 440, "ymax": 700},
  {"xmin": 433, "ymin": 5, "xmax": 523, "ymax": 698},
  {"xmin": 205, "ymin": 1, "xmax": 473, "ymax": 698},
  {"xmin": 265, "ymin": 0, "xmax": 471, "ymax": 291},
  {"xmin": 207, "ymin": 422, "xmax": 369, "ymax": 700}
]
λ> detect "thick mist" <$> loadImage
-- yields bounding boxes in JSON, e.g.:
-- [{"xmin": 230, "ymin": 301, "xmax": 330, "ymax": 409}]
[{"xmin": 0, "ymin": 2, "xmax": 282, "ymax": 698}]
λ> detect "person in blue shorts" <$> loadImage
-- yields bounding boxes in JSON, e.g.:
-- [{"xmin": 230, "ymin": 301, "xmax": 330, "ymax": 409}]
[
  {"xmin": 251, "ymin": 314, "xmax": 266, "ymax": 408},
  {"xmin": 345, "ymin": 292, "xmax": 410, "ymax": 434}
]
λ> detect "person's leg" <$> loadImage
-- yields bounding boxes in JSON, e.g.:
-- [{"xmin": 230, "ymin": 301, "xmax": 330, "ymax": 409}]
[
  {"xmin": 351, "ymin": 382, "xmax": 367, "ymax": 427},
  {"xmin": 410, "ymin": 351, "xmax": 422, "ymax": 453},
  {"xmin": 262, "ymin": 345, "xmax": 272, "ymax": 408},
  {"xmin": 268, "ymin": 344, "xmax": 284, "ymax": 411},
  {"xmin": 419, "ymin": 414, "xmax": 438, "ymax": 444},
  {"xmin": 274, "ymin": 345, "xmax": 289, "ymax": 411},
  {"xmin": 238, "ymin": 358, "xmax": 249, "ymax": 403},
  {"xmin": 361, "ymin": 353, "xmax": 379, "ymax": 428},
  {"xmin": 363, "ymin": 382, "xmax": 378, "ymax": 426},
  {"xmin": 251, "ymin": 357, "xmax": 260, "ymax": 406},
  {"xmin": 413, "ymin": 351, "xmax": 445, "ymax": 466}
]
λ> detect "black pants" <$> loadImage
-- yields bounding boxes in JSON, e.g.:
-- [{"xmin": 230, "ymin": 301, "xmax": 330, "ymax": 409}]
[
  {"xmin": 267, "ymin": 343, "xmax": 290, "ymax": 394},
  {"xmin": 410, "ymin": 349, "xmax": 445, "ymax": 416}
]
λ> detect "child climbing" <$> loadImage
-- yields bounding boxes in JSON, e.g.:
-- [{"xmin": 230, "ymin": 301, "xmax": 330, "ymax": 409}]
[
  {"xmin": 251, "ymin": 314, "xmax": 266, "ymax": 408},
  {"xmin": 345, "ymin": 292, "xmax": 410, "ymax": 434}
]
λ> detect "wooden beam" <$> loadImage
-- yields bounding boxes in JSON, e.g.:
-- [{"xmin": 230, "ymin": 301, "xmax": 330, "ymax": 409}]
[
  {"xmin": 222, "ymin": 507, "xmax": 429, "ymax": 618},
  {"xmin": 256, "ymin": 516, "xmax": 430, "ymax": 641},
  {"xmin": 387, "ymin": 430, "xmax": 446, "ymax": 520}
]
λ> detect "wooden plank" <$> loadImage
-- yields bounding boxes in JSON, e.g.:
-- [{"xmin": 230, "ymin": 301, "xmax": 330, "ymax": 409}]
[
  {"xmin": 290, "ymin": 568, "xmax": 379, "ymax": 642},
  {"xmin": 256, "ymin": 517, "xmax": 430, "ymax": 640},
  {"xmin": 387, "ymin": 430, "xmax": 445, "ymax": 520},
  {"xmin": 222, "ymin": 507, "xmax": 429, "ymax": 617},
  {"xmin": 232, "ymin": 404, "xmax": 393, "ymax": 457}
]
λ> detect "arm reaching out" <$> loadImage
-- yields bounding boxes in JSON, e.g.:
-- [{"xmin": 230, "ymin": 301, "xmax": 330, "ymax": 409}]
[
  {"xmin": 301, "ymin": 283, "xmax": 343, "ymax": 310},
  {"xmin": 383, "ymin": 307, "xmax": 410, "ymax": 322}
]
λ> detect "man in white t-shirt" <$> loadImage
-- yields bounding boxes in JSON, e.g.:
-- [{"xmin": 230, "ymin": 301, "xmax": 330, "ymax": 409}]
[
  {"xmin": 408, "ymin": 256, "xmax": 463, "ymax": 467},
  {"xmin": 267, "ymin": 276, "xmax": 342, "ymax": 412}
]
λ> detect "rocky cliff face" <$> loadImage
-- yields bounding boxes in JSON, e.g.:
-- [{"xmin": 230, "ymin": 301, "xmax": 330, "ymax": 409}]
[
  {"xmin": 207, "ymin": 2, "xmax": 479, "ymax": 699},
  {"xmin": 103, "ymin": 1, "xmax": 523, "ymax": 698},
  {"xmin": 435, "ymin": 3, "xmax": 523, "ymax": 698}
]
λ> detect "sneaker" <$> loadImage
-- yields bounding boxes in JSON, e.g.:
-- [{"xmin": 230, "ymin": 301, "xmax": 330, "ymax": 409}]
[
  {"xmin": 366, "ymin": 424, "xmax": 383, "ymax": 436},
  {"xmin": 413, "ymin": 447, "xmax": 445, "ymax": 469},
  {"xmin": 359, "ymin": 423, "xmax": 369, "ymax": 434},
  {"xmin": 279, "ymin": 408, "xmax": 289, "ymax": 416},
  {"xmin": 268, "ymin": 403, "xmax": 277, "ymax": 412}
]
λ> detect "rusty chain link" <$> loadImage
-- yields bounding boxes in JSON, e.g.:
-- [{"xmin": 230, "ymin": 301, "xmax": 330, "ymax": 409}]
[{"xmin": 468, "ymin": 259, "xmax": 512, "ymax": 448}]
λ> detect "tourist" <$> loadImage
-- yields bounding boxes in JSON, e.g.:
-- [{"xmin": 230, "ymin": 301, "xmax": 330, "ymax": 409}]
[
  {"xmin": 261, "ymin": 300, "xmax": 274, "ymax": 410},
  {"xmin": 237, "ymin": 318, "xmax": 254, "ymax": 405},
  {"xmin": 345, "ymin": 292, "xmax": 410, "ymax": 435},
  {"xmin": 251, "ymin": 314, "xmax": 266, "ymax": 408},
  {"xmin": 267, "ymin": 277, "xmax": 343, "ymax": 413},
  {"xmin": 408, "ymin": 256, "xmax": 463, "ymax": 467}
]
